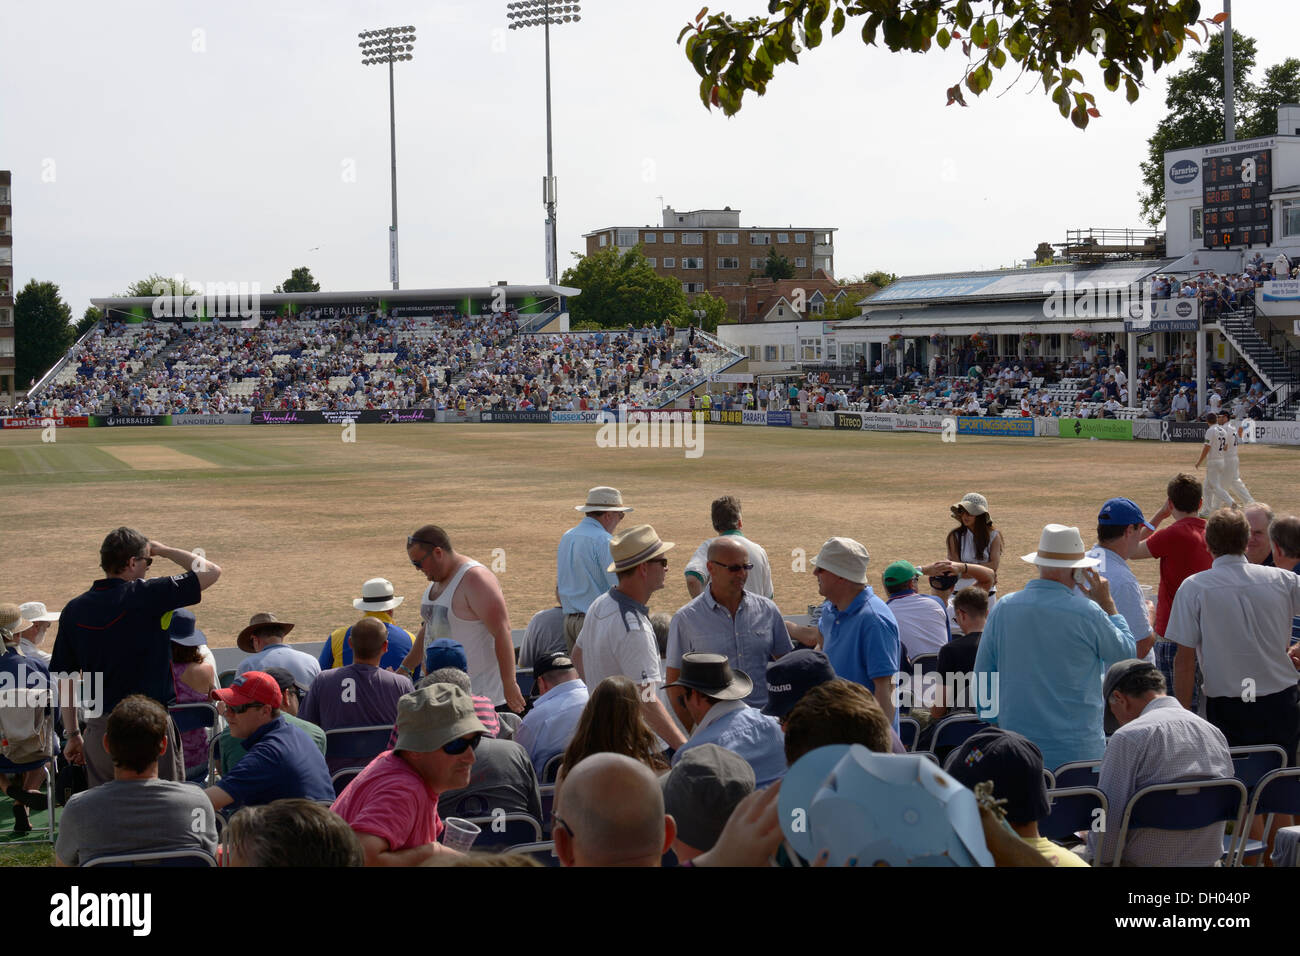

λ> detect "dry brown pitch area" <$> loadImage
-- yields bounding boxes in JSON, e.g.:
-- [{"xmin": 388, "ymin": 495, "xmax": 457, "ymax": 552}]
[{"xmin": 2, "ymin": 423, "xmax": 1296, "ymax": 648}]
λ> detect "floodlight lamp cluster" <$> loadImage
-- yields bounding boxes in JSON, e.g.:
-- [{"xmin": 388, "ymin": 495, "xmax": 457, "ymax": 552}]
[
  {"xmin": 506, "ymin": 1, "xmax": 581, "ymax": 28},
  {"xmin": 358, "ymin": 25, "xmax": 417, "ymax": 64}
]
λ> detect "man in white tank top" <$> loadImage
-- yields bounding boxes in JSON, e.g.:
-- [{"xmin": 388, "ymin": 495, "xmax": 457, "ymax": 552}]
[
  {"xmin": 1194, "ymin": 412, "xmax": 1231, "ymax": 514},
  {"xmin": 401, "ymin": 525, "xmax": 525, "ymax": 713}
]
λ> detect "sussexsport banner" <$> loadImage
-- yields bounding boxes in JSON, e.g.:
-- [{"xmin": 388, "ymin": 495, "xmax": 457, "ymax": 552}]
[
  {"xmin": 1058, "ymin": 418, "xmax": 1134, "ymax": 440},
  {"xmin": 956, "ymin": 416, "xmax": 1034, "ymax": 437}
]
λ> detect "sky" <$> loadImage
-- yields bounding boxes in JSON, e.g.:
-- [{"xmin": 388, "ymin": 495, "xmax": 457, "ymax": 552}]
[{"xmin": 1, "ymin": 1, "xmax": 1296, "ymax": 315}]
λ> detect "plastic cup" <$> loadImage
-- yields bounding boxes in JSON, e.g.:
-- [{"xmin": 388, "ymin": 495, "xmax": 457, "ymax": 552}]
[{"xmin": 442, "ymin": 817, "xmax": 481, "ymax": 853}]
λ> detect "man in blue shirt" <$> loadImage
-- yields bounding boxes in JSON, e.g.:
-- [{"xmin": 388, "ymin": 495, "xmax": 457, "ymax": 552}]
[
  {"xmin": 1092, "ymin": 497, "xmax": 1156, "ymax": 661},
  {"xmin": 788, "ymin": 537, "xmax": 899, "ymax": 728},
  {"xmin": 667, "ymin": 654, "xmax": 786, "ymax": 787},
  {"xmin": 514, "ymin": 652, "xmax": 589, "ymax": 776},
  {"xmin": 205, "ymin": 671, "xmax": 333, "ymax": 813},
  {"xmin": 557, "ymin": 487, "xmax": 632, "ymax": 652},
  {"xmin": 974, "ymin": 524, "xmax": 1135, "ymax": 772}
]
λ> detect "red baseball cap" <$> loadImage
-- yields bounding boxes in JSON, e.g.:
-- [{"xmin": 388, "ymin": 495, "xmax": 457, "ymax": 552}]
[{"xmin": 211, "ymin": 671, "xmax": 282, "ymax": 709}]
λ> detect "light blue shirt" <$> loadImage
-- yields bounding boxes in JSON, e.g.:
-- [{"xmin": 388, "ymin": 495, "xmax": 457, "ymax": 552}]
[
  {"xmin": 236, "ymin": 643, "xmax": 321, "ymax": 691},
  {"xmin": 515, "ymin": 678, "xmax": 589, "ymax": 776},
  {"xmin": 974, "ymin": 579, "xmax": 1135, "ymax": 772},
  {"xmin": 673, "ymin": 699, "xmax": 787, "ymax": 787},
  {"xmin": 667, "ymin": 589, "xmax": 792, "ymax": 709},
  {"xmin": 1093, "ymin": 545, "xmax": 1153, "ymax": 661},
  {"xmin": 557, "ymin": 517, "xmax": 617, "ymax": 615}
]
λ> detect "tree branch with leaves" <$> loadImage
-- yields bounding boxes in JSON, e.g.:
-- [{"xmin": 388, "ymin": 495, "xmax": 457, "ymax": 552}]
[{"xmin": 680, "ymin": 1, "xmax": 1226, "ymax": 129}]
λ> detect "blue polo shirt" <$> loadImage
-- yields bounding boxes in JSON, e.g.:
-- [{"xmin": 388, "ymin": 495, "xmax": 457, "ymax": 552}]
[
  {"xmin": 817, "ymin": 587, "xmax": 900, "ymax": 726},
  {"xmin": 217, "ymin": 716, "xmax": 334, "ymax": 810},
  {"xmin": 50, "ymin": 572, "xmax": 202, "ymax": 711}
]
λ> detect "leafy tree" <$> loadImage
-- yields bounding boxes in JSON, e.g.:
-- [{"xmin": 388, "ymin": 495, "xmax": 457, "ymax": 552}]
[
  {"xmin": 14, "ymin": 280, "xmax": 74, "ymax": 388},
  {"xmin": 118, "ymin": 274, "xmax": 203, "ymax": 298},
  {"xmin": 680, "ymin": 2, "xmax": 1225, "ymax": 128},
  {"xmin": 76, "ymin": 306, "xmax": 102, "ymax": 338},
  {"xmin": 821, "ymin": 293, "xmax": 866, "ymax": 321},
  {"xmin": 863, "ymin": 270, "xmax": 897, "ymax": 288},
  {"xmin": 689, "ymin": 290, "xmax": 727, "ymax": 332},
  {"xmin": 764, "ymin": 247, "xmax": 794, "ymax": 280},
  {"xmin": 560, "ymin": 246, "xmax": 691, "ymax": 329},
  {"xmin": 1138, "ymin": 32, "xmax": 1300, "ymax": 224},
  {"xmin": 274, "ymin": 267, "xmax": 321, "ymax": 294}
]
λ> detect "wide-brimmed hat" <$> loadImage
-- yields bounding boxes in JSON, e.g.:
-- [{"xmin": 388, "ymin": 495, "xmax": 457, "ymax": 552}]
[
  {"xmin": 394, "ymin": 683, "xmax": 489, "ymax": 753},
  {"xmin": 17, "ymin": 601, "xmax": 59, "ymax": 624},
  {"xmin": 1021, "ymin": 524, "xmax": 1100, "ymax": 569},
  {"xmin": 664, "ymin": 653, "xmax": 752, "ymax": 701},
  {"xmin": 607, "ymin": 524, "xmax": 673, "ymax": 573},
  {"xmin": 353, "ymin": 577, "xmax": 404, "ymax": 612},
  {"xmin": 167, "ymin": 608, "xmax": 207, "ymax": 647},
  {"xmin": 0, "ymin": 604, "xmax": 33, "ymax": 641},
  {"xmin": 810, "ymin": 537, "xmax": 870, "ymax": 585},
  {"xmin": 237, "ymin": 612, "xmax": 295, "ymax": 654},
  {"xmin": 951, "ymin": 492, "xmax": 989, "ymax": 516},
  {"xmin": 576, "ymin": 486, "xmax": 633, "ymax": 513}
]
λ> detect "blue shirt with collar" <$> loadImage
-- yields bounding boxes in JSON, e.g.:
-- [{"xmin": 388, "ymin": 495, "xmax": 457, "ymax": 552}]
[
  {"xmin": 673, "ymin": 698, "xmax": 787, "ymax": 787},
  {"xmin": 974, "ymin": 578, "xmax": 1136, "ymax": 771},
  {"xmin": 515, "ymin": 678, "xmax": 590, "ymax": 776},
  {"xmin": 817, "ymin": 587, "xmax": 900, "ymax": 721},
  {"xmin": 557, "ymin": 517, "xmax": 617, "ymax": 615},
  {"xmin": 217, "ymin": 716, "xmax": 334, "ymax": 810},
  {"xmin": 667, "ymin": 588, "xmax": 792, "ymax": 710}
]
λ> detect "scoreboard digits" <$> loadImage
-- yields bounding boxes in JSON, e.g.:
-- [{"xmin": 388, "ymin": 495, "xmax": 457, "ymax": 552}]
[{"xmin": 1203, "ymin": 148, "xmax": 1272, "ymax": 249}]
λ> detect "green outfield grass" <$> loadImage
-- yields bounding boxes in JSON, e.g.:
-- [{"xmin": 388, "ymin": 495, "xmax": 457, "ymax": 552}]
[{"xmin": 2, "ymin": 423, "xmax": 1294, "ymax": 649}]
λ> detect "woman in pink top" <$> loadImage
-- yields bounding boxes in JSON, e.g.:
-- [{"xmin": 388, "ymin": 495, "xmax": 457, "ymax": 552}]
[{"xmin": 169, "ymin": 609, "xmax": 216, "ymax": 783}]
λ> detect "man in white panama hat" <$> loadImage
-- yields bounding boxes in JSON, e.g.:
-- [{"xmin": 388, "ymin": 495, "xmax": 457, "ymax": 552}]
[
  {"xmin": 973, "ymin": 524, "xmax": 1136, "ymax": 772},
  {"xmin": 574, "ymin": 524, "xmax": 687, "ymax": 751},
  {"xmin": 319, "ymin": 577, "xmax": 414, "ymax": 672},
  {"xmin": 557, "ymin": 487, "xmax": 634, "ymax": 653}
]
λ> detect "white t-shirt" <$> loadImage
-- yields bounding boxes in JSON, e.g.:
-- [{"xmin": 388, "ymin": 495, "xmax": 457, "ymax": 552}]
[
  {"xmin": 1203, "ymin": 424, "xmax": 1228, "ymax": 464},
  {"xmin": 888, "ymin": 592, "xmax": 950, "ymax": 660},
  {"xmin": 684, "ymin": 533, "xmax": 774, "ymax": 600}
]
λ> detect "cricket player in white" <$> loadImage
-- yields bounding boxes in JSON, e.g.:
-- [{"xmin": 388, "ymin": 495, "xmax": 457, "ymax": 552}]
[
  {"xmin": 1194, "ymin": 411, "xmax": 1231, "ymax": 513},
  {"xmin": 1217, "ymin": 412, "xmax": 1255, "ymax": 506}
]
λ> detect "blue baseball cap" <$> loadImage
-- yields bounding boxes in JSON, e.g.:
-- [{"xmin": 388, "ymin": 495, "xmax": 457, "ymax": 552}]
[
  {"xmin": 1097, "ymin": 497, "xmax": 1155, "ymax": 530},
  {"xmin": 425, "ymin": 637, "xmax": 468, "ymax": 673},
  {"xmin": 763, "ymin": 649, "xmax": 835, "ymax": 718}
]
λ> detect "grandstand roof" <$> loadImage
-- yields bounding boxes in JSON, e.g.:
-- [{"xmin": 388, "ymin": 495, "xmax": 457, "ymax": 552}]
[{"xmin": 89, "ymin": 284, "xmax": 579, "ymax": 309}]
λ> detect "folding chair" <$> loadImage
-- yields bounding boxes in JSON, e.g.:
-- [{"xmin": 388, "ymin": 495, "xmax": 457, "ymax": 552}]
[
  {"xmin": 1051, "ymin": 760, "xmax": 1101, "ymax": 790},
  {"xmin": 331, "ymin": 767, "xmax": 364, "ymax": 798},
  {"xmin": 898, "ymin": 716, "xmax": 920, "ymax": 752},
  {"xmin": 539, "ymin": 783, "xmax": 556, "ymax": 837},
  {"xmin": 1229, "ymin": 745, "xmax": 1287, "ymax": 792},
  {"xmin": 1236, "ymin": 768, "xmax": 1300, "ymax": 866},
  {"xmin": 909, "ymin": 653, "xmax": 940, "ymax": 676},
  {"xmin": 927, "ymin": 714, "xmax": 988, "ymax": 759},
  {"xmin": 515, "ymin": 669, "xmax": 535, "ymax": 701},
  {"xmin": 324, "ymin": 725, "xmax": 395, "ymax": 768},
  {"xmin": 462, "ymin": 813, "xmax": 544, "ymax": 851},
  {"xmin": 541, "ymin": 752, "xmax": 564, "ymax": 785},
  {"xmin": 1110, "ymin": 778, "xmax": 1247, "ymax": 868},
  {"xmin": 1040, "ymin": 786, "xmax": 1107, "ymax": 846},
  {"xmin": 508, "ymin": 839, "xmax": 560, "ymax": 867},
  {"xmin": 169, "ymin": 701, "xmax": 219, "ymax": 785},
  {"xmin": 218, "ymin": 669, "xmax": 237, "ymax": 689},
  {"xmin": 84, "ymin": 848, "xmax": 218, "ymax": 867}
]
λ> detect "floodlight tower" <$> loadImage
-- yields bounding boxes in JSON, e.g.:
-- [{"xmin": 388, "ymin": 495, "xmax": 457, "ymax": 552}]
[
  {"xmin": 358, "ymin": 24, "xmax": 417, "ymax": 290},
  {"xmin": 506, "ymin": 0, "xmax": 581, "ymax": 286}
]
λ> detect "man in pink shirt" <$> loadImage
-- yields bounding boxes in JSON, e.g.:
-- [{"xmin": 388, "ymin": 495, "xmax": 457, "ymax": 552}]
[{"xmin": 332, "ymin": 683, "xmax": 489, "ymax": 866}]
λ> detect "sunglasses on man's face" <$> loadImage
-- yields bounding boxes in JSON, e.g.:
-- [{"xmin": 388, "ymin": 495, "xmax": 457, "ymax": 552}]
[
  {"xmin": 708, "ymin": 560, "xmax": 753, "ymax": 573},
  {"xmin": 134, "ymin": 555, "xmax": 154, "ymax": 567},
  {"xmin": 442, "ymin": 733, "xmax": 484, "ymax": 756}
]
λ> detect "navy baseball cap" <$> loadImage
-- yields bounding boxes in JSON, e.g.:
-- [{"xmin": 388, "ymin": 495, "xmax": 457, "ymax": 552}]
[
  {"xmin": 763, "ymin": 649, "xmax": 835, "ymax": 718},
  {"xmin": 425, "ymin": 637, "xmax": 468, "ymax": 673},
  {"xmin": 1097, "ymin": 497, "xmax": 1155, "ymax": 531},
  {"xmin": 946, "ymin": 728, "xmax": 1050, "ymax": 826}
]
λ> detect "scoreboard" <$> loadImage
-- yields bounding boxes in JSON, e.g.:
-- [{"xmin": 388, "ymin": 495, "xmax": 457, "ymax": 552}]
[{"xmin": 1202, "ymin": 148, "xmax": 1272, "ymax": 249}]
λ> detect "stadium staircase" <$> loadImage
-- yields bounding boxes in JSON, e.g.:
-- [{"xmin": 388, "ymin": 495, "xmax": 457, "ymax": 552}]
[
  {"xmin": 652, "ymin": 329, "xmax": 746, "ymax": 408},
  {"xmin": 1214, "ymin": 302, "xmax": 1298, "ymax": 413}
]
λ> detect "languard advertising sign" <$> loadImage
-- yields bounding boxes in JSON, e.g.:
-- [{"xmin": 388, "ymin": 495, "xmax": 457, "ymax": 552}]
[
  {"xmin": 1, "ymin": 416, "xmax": 90, "ymax": 429},
  {"xmin": 1058, "ymin": 418, "xmax": 1134, "ymax": 440},
  {"xmin": 956, "ymin": 416, "xmax": 1034, "ymax": 437}
]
